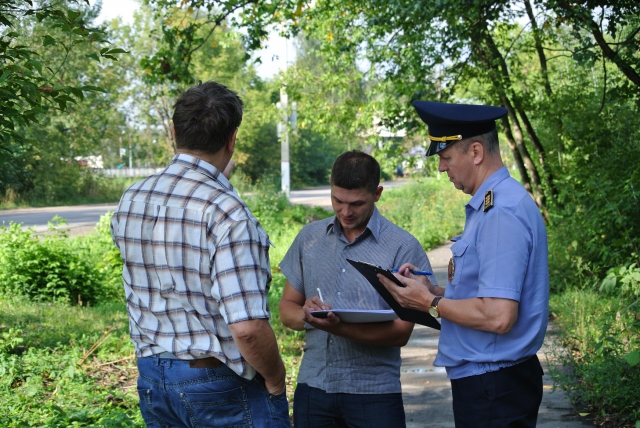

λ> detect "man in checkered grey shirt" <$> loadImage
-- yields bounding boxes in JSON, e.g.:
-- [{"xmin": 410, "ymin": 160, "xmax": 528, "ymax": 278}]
[
  {"xmin": 111, "ymin": 81, "xmax": 290, "ymax": 427},
  {"xmin": 279, "ymin": 151, "xmax": 435, "ymax": 428}
]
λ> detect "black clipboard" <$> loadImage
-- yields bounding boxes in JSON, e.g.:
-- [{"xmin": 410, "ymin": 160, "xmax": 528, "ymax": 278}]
[{"xmin": 347, "ymin": 259, "xmax": 441, "ymax": 330}]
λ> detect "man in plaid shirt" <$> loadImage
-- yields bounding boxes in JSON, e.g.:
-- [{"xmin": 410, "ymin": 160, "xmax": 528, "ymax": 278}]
[{"xmin": 111, "ymin": 81, "xmax": 290, "ymax": 427}]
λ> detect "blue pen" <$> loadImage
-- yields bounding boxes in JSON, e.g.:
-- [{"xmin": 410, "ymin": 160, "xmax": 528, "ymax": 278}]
[{"xmin": 391, "ymin": 268, "xmax": 432, "ymax": 276}]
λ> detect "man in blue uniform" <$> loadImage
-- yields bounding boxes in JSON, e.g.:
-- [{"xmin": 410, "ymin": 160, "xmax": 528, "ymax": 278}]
[{"xmin": 379, "ymin": 101, "xmax": 549, "ymax": 428}]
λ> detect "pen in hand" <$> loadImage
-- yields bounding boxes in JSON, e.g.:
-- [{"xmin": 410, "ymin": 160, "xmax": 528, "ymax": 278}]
[
  {"xmin": 391, "ymin": 268, "xmax": 433, "ymax": 276},
  {"xmin": 316, "ymin": 288, "xmax": 324, "ymax": 303}
]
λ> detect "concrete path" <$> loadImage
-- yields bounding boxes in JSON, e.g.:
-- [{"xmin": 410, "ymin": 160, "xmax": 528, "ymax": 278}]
[{"xmin": 401, "ymin": 242, "xmax": 592, "ymax": 427}]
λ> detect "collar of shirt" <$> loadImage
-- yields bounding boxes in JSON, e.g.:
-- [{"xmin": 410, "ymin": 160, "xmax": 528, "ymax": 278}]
[
  {"xmin": 467, "ymin": 166, "xmax": 510, "ymax": 211},
  {"xmin": 171, "ymin": 153, "xmax": 234, "ymax": 192},
  {"xmin": 325, "ymin": 205, "xmax": 383, "ymax": 243}
]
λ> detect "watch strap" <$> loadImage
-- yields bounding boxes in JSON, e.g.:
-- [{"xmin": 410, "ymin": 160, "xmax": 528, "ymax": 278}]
[{"xmin": 430, "ymin": 296, "xmax": 443, "ymax": 317}]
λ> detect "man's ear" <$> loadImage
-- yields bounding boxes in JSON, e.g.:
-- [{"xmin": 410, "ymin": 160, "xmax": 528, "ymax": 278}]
[
  {"xmin": 373, "ymin": 186, "xmax": 383, "ymax": 202},
  {"xmin": 471, "ymin": 141, "xmax": 484, "ymax": 165},
  {"xmin": 226, "ymin": 128, "xmax": 238, "ymax": 153}
]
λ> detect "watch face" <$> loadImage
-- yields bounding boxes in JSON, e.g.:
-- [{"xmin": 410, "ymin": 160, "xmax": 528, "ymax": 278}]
[{"xmin": 428, "ymin": 306, "xmax": 439, "ymax": 318}]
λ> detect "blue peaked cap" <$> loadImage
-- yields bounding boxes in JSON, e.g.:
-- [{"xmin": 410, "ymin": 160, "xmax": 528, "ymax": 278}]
[{"xmin": 412, "ymin": 101, "xmax": 508, "ymax": 156}]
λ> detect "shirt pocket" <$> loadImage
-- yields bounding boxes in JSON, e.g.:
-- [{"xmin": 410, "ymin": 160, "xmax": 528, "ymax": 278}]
[{"xmin": 449, "ymin": 239, "xmax": 469, "ymax": 286}]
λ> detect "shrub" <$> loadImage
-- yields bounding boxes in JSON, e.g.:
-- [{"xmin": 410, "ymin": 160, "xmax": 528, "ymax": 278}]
[
  {"xmin": 545, "ymin": 104, "xmax": 640, "ymax": 295},
  {"xmin": 549, "ymin": 290, "xmax": 640, "ymax": 425},
  {"xmin": 0, "ymin": 219, "xmax": 103, "ymax": 304},
  {"xmin": 0, "ymin": 214, "xmax": 123, "ymax": 305},
  {"xmin": 376, "ymin": 176, "xmax": 468, "ymax": 250},
  {"xmin": 79, "ymin": 213, "xmax": 125, "ymax": 303},
  {"xmin": 600, "ymin": 260, "xmax": 640, "ymax": 300}
]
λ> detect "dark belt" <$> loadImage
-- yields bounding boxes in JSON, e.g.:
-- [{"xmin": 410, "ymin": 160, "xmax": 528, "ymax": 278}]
[
  {"xmin": 188, "ymin": 358, "xmax": 222, "ymax": 369},
  {"xmin": 156, "ymin": 352, "xmax": 222, "ymax": 368}
]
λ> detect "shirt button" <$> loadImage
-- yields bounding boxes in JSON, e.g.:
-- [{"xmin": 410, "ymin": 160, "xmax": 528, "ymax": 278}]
[
  {"xmin": 329, "ymin": 363, "xmax": 333, "ymax": 366},
  {"xmin": 337, "ymin": 292, "xmax": 341, "ymax": 296},
  {"xmin": 342, "ymin": 268, "xmax": 345, "ymax": 272}
]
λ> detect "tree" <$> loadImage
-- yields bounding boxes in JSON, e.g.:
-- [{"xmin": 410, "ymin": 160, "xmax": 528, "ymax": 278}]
[
  {"xmin": 0, "ymin": 0, "xmax": 126, "ymax": 165},
  {"xmin": 546, "ymin": 0, "xmax": 640, "ymax": 91}
]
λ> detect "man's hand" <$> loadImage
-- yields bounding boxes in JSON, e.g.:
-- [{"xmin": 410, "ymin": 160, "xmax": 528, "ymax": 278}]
[
  {"xmin": 264, "ymin": 375, "xmax": 286, "ymax": 396},
  {"xmin": 379, "ymin": 272, "xmax": 519, "ymax": 334},
  {"xmin": 378, "ymin": 272, "xmax": 435, "ymax": 312},
  {"xmin": 395, "ymin": 262, "xmax": 441, "ymax": 295},
  {"xmin": 228, "ymin": 319, "xmax": 286, "ymax": 396},
  {"xmin": 301, "ymin": 297, "xmax": 341, "ymax": 330},
  {"xmin": 222, "ymin": 160, "xmax": 235, "ymax": 179}
]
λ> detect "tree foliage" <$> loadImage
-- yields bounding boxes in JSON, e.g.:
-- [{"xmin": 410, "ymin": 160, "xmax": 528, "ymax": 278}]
[
  {"xmin": 139, "ymin": 0, "xmax": 640, "ymax": 278},
  {"xmin": 0, "ymin": 0, "xmax": 126, "ymax": 165}
]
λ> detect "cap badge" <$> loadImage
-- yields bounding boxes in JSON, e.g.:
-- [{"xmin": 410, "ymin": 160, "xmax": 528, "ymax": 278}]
[
  {"xmin": 483, "ymin": 190, "xmax": 494, "ymax": 212},
  {"xmin": 448, "ymin": 258, "xmax": 455, "ymax": 282}
]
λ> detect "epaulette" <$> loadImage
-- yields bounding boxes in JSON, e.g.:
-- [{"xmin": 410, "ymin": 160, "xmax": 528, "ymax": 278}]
[{"xmin": 483, "ymin": 190, "xmax": 494, "ymax": 212}]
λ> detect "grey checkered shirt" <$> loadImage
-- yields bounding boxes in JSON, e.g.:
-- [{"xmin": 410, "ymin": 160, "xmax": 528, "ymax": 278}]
[
  {"xmin": 279, "ymin": 208, "xmax": 435, "ymax": 394},
  {"xmin": 110, "ymin": 154, "xmax": 271, "ymax": 380}
]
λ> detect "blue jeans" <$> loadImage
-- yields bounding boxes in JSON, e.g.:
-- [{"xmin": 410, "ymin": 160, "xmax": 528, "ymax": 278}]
[
  {"xmin": 293, "ymin": 383, "xmax": 406, "ymax": 428},
  {"xmin": 136, "ymin": 355, "xmax": 291, "ymax": 428}
]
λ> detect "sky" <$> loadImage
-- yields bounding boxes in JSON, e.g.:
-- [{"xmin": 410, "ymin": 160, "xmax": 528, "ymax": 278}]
[{"xmin": 92, "ymin": 0, "xmax": 294, "ymax": 79}]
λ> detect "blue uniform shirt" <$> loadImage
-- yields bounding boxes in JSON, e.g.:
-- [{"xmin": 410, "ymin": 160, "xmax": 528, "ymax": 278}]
[{"xmin": 434, "ymin": 167, "xmax": 549, "ymax": 379}]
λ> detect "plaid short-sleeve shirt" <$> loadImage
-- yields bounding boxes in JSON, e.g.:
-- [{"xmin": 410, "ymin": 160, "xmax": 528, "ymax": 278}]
[{"xmin": 110, "ymin": 154, "xmax": 271, "ymax": 379}]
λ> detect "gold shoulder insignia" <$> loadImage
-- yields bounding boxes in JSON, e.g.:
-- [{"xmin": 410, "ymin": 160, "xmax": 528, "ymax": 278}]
[{"xmin": 483, "ymin": 190, "xmax": 494, "ymax": 212}]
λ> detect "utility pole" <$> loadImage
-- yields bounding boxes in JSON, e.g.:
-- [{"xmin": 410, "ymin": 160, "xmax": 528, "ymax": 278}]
[
  {"xmin": 278, "ymin": 88, "xmax": 290, "ymax": 198},
  {"xmin": 277, "ymin": 35, "xmax": 294, "ymax": 199}
]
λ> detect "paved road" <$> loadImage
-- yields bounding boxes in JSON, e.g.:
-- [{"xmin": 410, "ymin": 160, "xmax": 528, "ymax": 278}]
[
  {"xmin": 0, "ymin": 179, "xmax": 408, "ymax": 236},
  {"xmin": 0, "ymin": 203, "xmax": 119, "ymax": 235}
]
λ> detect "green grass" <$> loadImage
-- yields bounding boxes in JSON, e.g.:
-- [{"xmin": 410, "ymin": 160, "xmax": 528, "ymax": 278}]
[{"xmin": 0, "ymin": 296, "xmax": 141, "ymax": 427}]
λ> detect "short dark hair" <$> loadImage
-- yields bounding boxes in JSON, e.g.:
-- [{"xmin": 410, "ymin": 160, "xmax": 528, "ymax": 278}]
[
  {"xmin": 330, "ymin": 150, "xmax": 380, "ymax": 194},
  {"xmin": 172, "ymin": 81, "xmax": 244, "ymax": 154},
  {"xmin": 456, "ymin": 129, "xmax": 499, "ymax": 155}
]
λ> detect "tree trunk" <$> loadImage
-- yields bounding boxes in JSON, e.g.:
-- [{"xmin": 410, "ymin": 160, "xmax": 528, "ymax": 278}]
[
  {"xmin": 499, "ymin": 93, "xmax": 547, "ymax": 212},
  {"xmin": 474, "ymin": 21, "xmax": 548, "ymax": 211},
  {"xmin": 523, "ymin": 0, "xmax": 552, "ymax": 97},
  {"xmin": 523, "ymin": 0, "xmax": 565, "ymax": 157},
  {"xmin": 555, "ymin": 0, "xmax": 640, "ymax": 89},
  {"xmin": 513, "ymin": 105, "xmax": 558, "ymax": 199},
  {"xmin": 499, "ymin": 115, "xmax": 533, "ymax": 195}
]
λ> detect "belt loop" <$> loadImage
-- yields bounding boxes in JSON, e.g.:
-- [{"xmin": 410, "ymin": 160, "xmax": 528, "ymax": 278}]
[{"xmin": 155, "ymin": 354, "xmax": 160, "ymax": 367}]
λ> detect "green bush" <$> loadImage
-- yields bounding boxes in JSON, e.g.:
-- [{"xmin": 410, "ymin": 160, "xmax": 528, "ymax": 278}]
[
  {"xmin": 376, "ymin": 176, "xmax": 468, "ymax": 250},
  {"xmin": 600, "ymin": 261, "xmax": 640, "ymax": 300},
  {"xmin": 0, "ymin": 219, "xmax": 102, "ymax": 304},
  {"xmin": 549, "ymin": 290, "xmax": 640, "ymax": 425},
  {"xmin": 0, "ymin": 214, "xmax": 123, "ymax": 305},
  {"xmin": 0, "ymin": 160, "xmax": 134, "ymax": 208},
  {"xmin": 545, "ymin": 99, "xmax": 640, "ymax": 294},
  {"xmin": 79, "ymin": 212, "xmax": 125, "ymax": 303}
]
